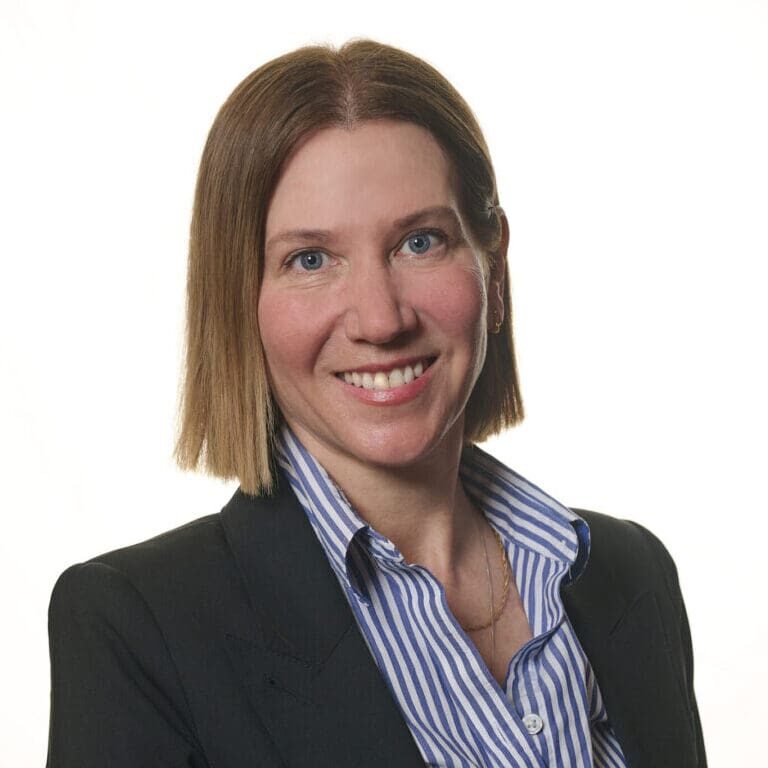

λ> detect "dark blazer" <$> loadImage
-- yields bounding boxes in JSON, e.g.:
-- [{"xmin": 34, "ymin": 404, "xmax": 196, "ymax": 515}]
[{"xmin": 47, "ymin": 474, "xmax": 706, "ymax": 768}]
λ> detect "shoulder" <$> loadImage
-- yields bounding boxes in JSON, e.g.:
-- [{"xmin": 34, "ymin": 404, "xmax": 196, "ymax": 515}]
[
  {"xmin": 49, "ymin": 485, "xmax": 293, "ymax": 635},
  {"xmin": 46, "ymin": 511, "xmax": 249, "ymax": 764},
  {"xmin": 572, "ymin": 508, "xmax": 684, "ymax": 606},
  {"xmin": 51, "ymin": 512, "xmax": 225, "ymax": 609},
  {"xmin": 575, "ymin": 509, "xmax": 678, "ymax": 571},
  {"xmin": 48, "ymin": 494, "xmax": 266, "ymax": 647}
]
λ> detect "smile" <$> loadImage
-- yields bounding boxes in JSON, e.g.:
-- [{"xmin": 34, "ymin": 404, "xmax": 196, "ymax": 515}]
[{"xmin": 337, "ymin": 358, "xmax": 435, "ymax": 391}]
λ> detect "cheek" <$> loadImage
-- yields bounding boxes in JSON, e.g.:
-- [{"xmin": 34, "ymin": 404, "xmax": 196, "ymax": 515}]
[
  {"xmin": 411, "ymin": 264, "xmax": 486, "ymax": 341},
  {"xmin": 257, "ymin": 289, "xmax": 330, "ymax": 377}
]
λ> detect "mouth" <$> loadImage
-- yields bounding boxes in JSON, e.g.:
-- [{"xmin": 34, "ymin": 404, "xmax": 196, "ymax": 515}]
[{"xmin": 335, "ymin": 356, "xmax": 437, "ymax": 391}]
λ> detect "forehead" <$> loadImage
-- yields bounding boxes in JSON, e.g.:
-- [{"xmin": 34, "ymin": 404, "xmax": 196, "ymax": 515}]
[{"xmin": 265, "ymin": 120, "xmax": 458, "ymax": 237}]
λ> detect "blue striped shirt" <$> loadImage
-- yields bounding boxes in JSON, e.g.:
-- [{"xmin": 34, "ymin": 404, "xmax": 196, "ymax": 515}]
[{"xmin": 276, "ymin": 425, "xmax": 628, "ymax": 767}]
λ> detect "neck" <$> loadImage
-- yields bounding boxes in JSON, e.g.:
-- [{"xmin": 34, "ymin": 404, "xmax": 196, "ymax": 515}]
[{"xmin": 288, "ymin": 420, "xmax": 479, "ymax": 580}]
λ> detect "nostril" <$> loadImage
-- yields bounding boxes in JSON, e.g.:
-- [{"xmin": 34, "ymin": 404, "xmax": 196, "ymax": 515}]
[
  {"xmin": 344, "ymin": 311, "xmax": 414, "ymax": 345},
  {"xmin": 344, "ymin": 289, "xmax": 419, "ymax": 343}
]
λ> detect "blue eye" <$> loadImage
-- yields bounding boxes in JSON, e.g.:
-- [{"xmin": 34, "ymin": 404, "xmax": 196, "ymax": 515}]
[
  {"xmin": 296, "ymin": 251, "xmax": 325, "ymax": 271},
  {"xmin": 402, "ymin": 232, "xmax": 440, "ymax": 256}
]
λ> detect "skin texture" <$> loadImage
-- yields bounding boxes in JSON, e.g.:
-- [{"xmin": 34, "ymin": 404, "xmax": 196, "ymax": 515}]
[{"xmin": 258, "ymin": 120, "xmax": 531, "ymax": 680}]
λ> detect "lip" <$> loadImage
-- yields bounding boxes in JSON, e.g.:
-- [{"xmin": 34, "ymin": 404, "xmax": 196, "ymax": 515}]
[
  {"xmin": 335, "ymin": 356, "xmax": 437, "ymax": 406},
  {"xmin": 334, "ymin": 355, "xmax": 436, "ymax": 376}
]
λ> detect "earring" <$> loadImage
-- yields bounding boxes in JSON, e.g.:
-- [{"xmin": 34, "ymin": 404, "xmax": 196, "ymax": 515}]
[{"xmin": 491, "ymin": 311, "xmax": 502, "ymax": 334}]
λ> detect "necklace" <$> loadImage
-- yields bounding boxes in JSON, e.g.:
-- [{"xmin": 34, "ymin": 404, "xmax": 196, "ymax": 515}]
[{"xmin": 461, "ymin": 512, "xmax": 511, "ymax": 671}]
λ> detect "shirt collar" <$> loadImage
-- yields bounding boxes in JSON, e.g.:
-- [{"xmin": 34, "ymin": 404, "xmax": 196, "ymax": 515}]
[
  {"xmin": 459, "ymin": 443, "xmax": 590, "ymax": 584},
  {"xmin": 274, "ymin": 425, "xmax": 372, "ymax": 596},
  {"xmin": 275, "ymin": 424, "xmax": 590, "ymax": 599}
]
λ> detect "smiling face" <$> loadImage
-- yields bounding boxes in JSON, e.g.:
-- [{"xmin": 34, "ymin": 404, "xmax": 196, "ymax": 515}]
[{"xmin": 258, "ymin": 119, "xmax": 503, "ymax": 474}]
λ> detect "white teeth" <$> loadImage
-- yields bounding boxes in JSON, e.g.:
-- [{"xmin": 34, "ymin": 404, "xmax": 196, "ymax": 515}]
[
  {"xmin": 341, "ymin": 360, "xmax": 431, "ymax": 390},
  {"xmin": 388, "ymin": 369, "xmax": 405, "ymax": 387}
]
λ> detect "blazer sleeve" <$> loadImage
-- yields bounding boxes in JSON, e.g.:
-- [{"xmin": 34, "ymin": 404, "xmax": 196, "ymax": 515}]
[
  {"xmin": 47, "ymin": 561, "xmax": 210, "ymax": 768},
  {"xmin": 633, "ymin": 522, "xmax": 708, "ymax": 767}
]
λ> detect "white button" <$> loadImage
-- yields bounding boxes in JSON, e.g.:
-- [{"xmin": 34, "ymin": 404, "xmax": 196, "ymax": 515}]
[{"xmin": 522, "ymin": 713, "xmax": 544, "ymax": 735}]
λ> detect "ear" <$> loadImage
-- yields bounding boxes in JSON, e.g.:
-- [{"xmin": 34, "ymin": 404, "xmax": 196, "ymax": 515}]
[{"xmin": 487, "ymin": 207, "xmax": 509, "ymax": 331}]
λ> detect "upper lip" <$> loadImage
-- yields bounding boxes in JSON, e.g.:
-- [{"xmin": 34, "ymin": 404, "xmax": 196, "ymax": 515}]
[{"xmin": 335, "ymin": 355, "xmax": 436, "ymax": 374}]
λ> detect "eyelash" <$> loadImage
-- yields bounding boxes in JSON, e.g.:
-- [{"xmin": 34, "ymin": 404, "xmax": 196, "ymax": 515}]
[{"xmin": 283, "ymin": 228, "xmax": 448, "ymax": 271}]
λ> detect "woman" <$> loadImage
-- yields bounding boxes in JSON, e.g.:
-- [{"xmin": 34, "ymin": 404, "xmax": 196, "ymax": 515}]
[{"xmin": 47, "ymin": 40, "xmax": 706, "ymax": 767}]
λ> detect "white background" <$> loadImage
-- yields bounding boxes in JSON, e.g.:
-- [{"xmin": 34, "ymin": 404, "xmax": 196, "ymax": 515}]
[{"xmin": 2, "ymin": 1, "xmax": 766, "ymax": 765}]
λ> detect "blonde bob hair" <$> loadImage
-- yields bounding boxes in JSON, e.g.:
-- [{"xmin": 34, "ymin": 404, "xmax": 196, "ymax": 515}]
[{"xmin": 174, "ymin": 39, "xmax": 524, "ymax": 495}]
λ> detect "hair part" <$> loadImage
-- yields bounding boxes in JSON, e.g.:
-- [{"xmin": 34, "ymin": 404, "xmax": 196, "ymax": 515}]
[{"xmin": 174, "ymin": 39, "xmax": 524, "ymax": 496}]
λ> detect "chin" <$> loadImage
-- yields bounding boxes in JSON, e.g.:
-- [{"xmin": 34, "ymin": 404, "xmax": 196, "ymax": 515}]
[{"xmin": 342, "ymin": 419, "xmax": 458, "ymax": 469}]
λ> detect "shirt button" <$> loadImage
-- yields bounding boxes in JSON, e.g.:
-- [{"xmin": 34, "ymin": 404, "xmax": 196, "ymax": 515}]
[{"xmin": 522, "ymin": 713, "xmax": 544, "ymax": 735}]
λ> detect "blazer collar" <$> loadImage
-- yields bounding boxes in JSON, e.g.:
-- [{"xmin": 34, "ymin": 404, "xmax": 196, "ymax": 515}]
[{"xmin": 220, "ymin": 474, "xmax": 424, "ymax": 768}]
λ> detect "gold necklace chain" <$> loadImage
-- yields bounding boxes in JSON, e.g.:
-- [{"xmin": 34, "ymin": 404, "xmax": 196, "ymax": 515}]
[{"xmin": 461, "ymin": 526, "xmax": 510, "ymax": 633}]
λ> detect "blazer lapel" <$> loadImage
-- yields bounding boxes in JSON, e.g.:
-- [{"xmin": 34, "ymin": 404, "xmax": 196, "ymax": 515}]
[
  {"xmin": 563, "ymin": 511, "xmax": 698, "ymax": 768},
  {"xmin": 220, "ymin": 476, "xmax": 424, "ymax": 768}
]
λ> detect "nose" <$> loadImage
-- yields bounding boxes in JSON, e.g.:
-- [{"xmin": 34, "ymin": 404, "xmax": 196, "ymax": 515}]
[{"xmin": 343, "ymin": 262, "xmax": 418, "ymax": 344}]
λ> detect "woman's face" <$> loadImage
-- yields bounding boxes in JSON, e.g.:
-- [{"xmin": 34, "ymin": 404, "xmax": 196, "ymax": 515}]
[{"xmin": 258, "ymin": 119, "xmax": 503, "ymax": 471}]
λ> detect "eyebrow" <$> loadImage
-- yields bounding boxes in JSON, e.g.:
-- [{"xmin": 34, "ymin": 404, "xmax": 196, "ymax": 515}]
[{"xmin": 264, "ymin": 205, "xmax": 464, "ymax": 251}]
